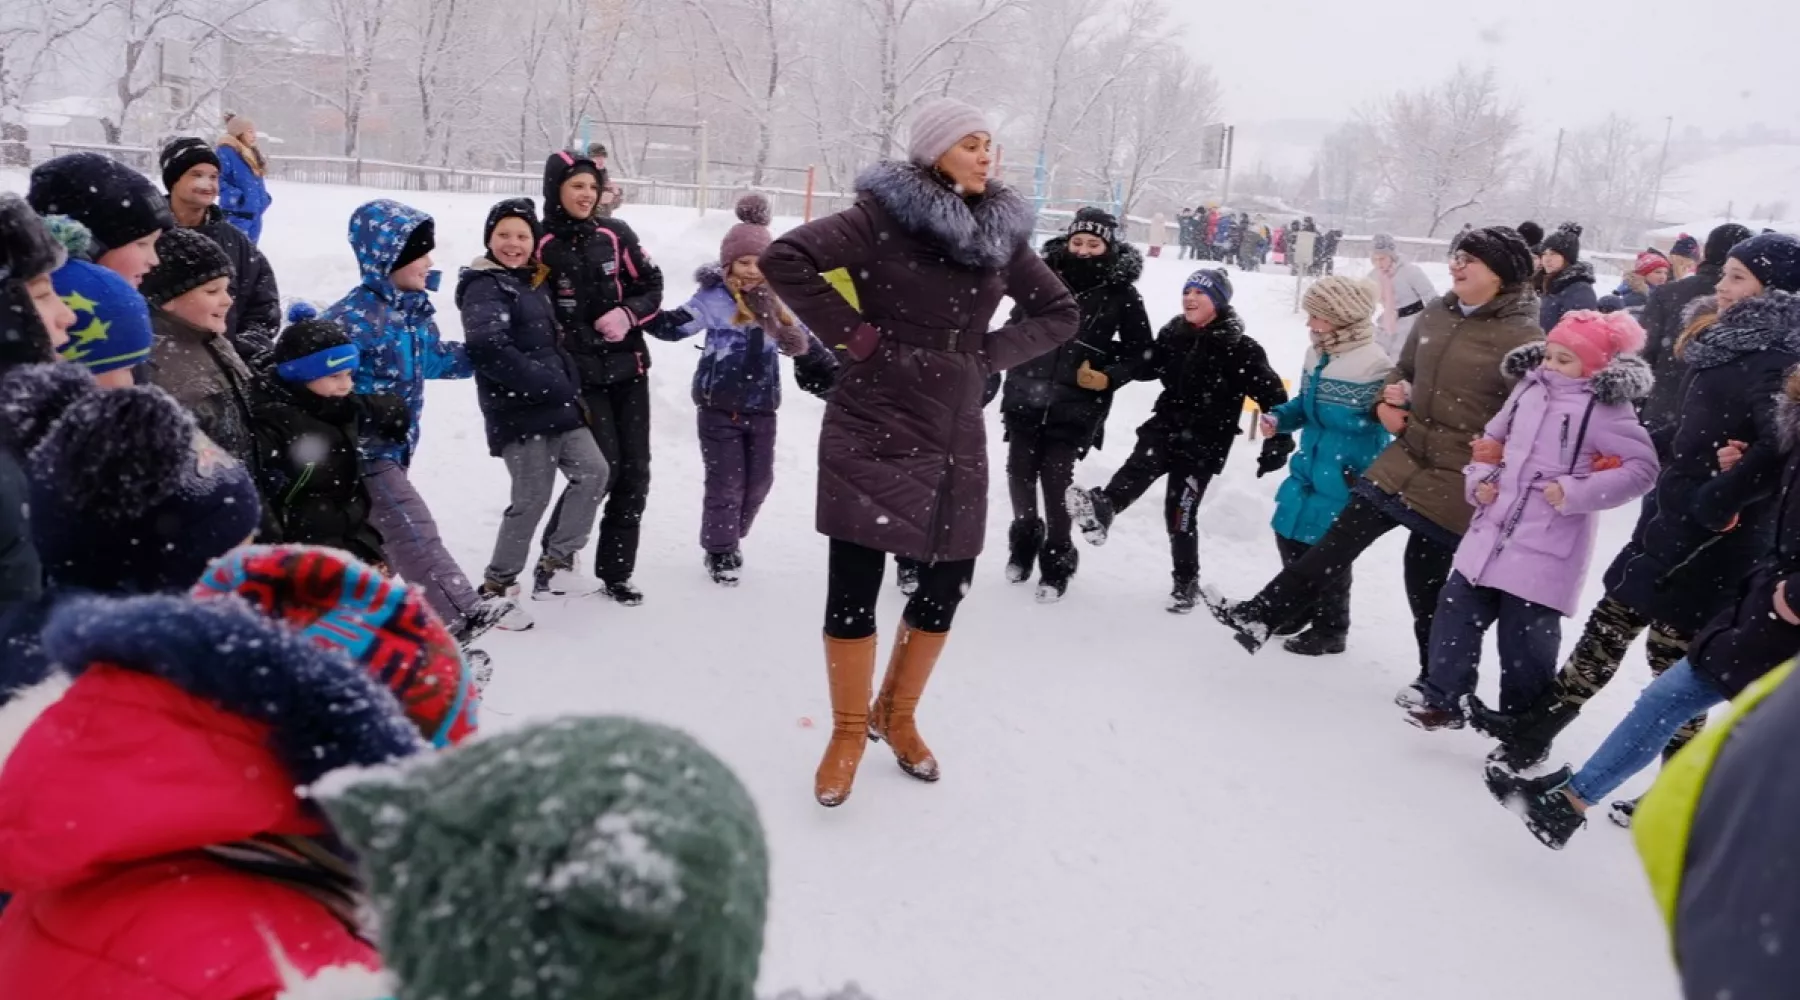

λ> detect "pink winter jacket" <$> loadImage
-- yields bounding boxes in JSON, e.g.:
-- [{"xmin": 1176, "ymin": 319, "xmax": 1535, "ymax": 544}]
[{"xmin": 1454, "ymin": 344, "xmax": 1660, "ymax": 616}]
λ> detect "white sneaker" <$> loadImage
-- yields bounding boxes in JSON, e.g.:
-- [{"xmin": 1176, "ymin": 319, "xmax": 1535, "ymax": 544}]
[
  {"xmin": 483, "ymin": 583, "xmax": 535, "ymax": 631},
  {"xmin": 534, "ymin": 566, "xmax": 605, "ymax": 600}
]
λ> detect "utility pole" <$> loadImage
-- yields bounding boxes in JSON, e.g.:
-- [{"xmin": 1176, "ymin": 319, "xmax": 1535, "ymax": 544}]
[
  {"xmin": 1648, "ymin": 115, "xmax": 1674, "ymax": 224},
  {"xmin": 1219, "ymin": 125, "xmax": 1236, "ymax": 207},
  {"xmin": 1544, "ymin": 128, "xmax": 1565, "ymax": 213}
]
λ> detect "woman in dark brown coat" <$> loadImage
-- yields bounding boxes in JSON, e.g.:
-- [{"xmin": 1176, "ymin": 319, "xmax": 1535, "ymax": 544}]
[{"xmin": 760, "ymin": 98, "xmax": 1079, "ymax": 807}]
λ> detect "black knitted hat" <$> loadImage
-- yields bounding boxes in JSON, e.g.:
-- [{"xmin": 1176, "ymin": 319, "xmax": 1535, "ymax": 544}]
[{"xmin": 139, "ymin": 227, "xmax": 234, "ymax": 307}]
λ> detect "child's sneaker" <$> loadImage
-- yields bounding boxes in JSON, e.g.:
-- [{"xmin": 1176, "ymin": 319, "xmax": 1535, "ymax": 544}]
[
  {"xmin": 481, "ymin": 581, "xmax": 536, "ymax": 631},
  {"xmin": 534, "ymin": 562, "xmax": 604, "ymax": 600},
  {"xmin": 1167, "ymin": 578, "xmax": 1200, "ymax": 614},
  {"xmin": 455, "ymin": 593, "xmax": 517, "ymax": 647},
  {"xmin": 1607, "ymin": 796, "xmax": 1641, "ymax": 829},
  {"xmin": 1067, "ymin": 486, "xmax": 1115, "ymax": 546},
  {"xmin": 601, "ymin": 579, "xmax": 645, "ymax": 607},
  {"xmin": 465, "ymin": 649, "xmax": 493, "ymax": 693},
  {"xmin": 706, "ymin": 550, "xmax": 742, "ymax": 587}
]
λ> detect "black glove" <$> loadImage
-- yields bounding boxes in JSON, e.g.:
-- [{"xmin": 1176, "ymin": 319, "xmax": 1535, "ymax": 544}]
[{"xmin": 1256, "ymin": 434, "xmax": 1296, "ymax": 477}]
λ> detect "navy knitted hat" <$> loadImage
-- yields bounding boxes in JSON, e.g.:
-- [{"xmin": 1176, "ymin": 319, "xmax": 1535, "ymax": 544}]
[
  {"xmin": 1542, "ymin": 222, "xmax": 1582, "ymax": 263},
  {"xmin": 272, "ymin": 303, "xmax": 358, "ymax": 383},
  {"xmin": 1705, "ymin": 223, "xmax": 1754, "ymax": 267},
  {"xmin": 483, "ymin": 197, "xmax": 542, "ymax": 249},
  {"xmin": 1671, "ymin": 232, "xmax": 1701, "ymax": 261},
  {"xmin": 1183, "ymin": 268, "xmax": 1233, "ymax": 312},
  {"xmin": 27, "ymin": 152, "xmax": 174, "ymax": 256},
  {"xmin": 1, "ymin": 367, "xmax": 260, "ymax": 593},
  {"xmin": 1455, "ymin": 226, "xmax": 1536, "ymax": 288},
  {"xmin": 1067, "ymin": 207, "xmax": 1119, "ymax": 247},
  {"xmin": 1729, "ymin": 233, "xmax": 1800, "ymax": 294}
]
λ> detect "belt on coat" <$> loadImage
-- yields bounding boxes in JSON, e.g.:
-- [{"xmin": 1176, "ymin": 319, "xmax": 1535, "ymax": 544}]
[
  {"xmin": 879, "ymin": 320, "xmax": 984, "ymax": 354},
  {"xmin": 1397, "ymin": 301, "xmax": 1425, "ymax": 318}
]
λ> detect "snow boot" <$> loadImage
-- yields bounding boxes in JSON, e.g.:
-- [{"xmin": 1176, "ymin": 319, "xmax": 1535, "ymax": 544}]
[
  {"xmin": 895, "ymin": 560, "xmax": 921, "ymax": 596},
  {"xmin": 481, "ymin": 581, "xmax": 535, "ymax": 632},
  {"xmin": 533, "ymin": 559, "xmax": 604, "ymax": 600},
  {"xmin": 599, "ymin": 579, "xmax": 645, "ymax": 607},
  {"xmin": 1006, "ymin": 518, "xmax": 1045, "ymax": 584},
  {"xmin": 816, "ymin": 633, "xmax": 877, "ymax": 807},
  {"xmin": 1487, "ymin": 764, "xmax": 1587, "ymax": 850},
  {"xmin": 705, "ymin": 550, "xmax": 742, "ymax": 587},
  {"xmin": 1282, "ymin": 628, "xmax": 1346, "ymax": 656},
  {"xmin": 454, "ymin": 592, "xmax": 517, "ymax": 648},
  {"xmin": 1067, "ymin": 486, "xmax": 1115, "ymax": 546},
  {"xmin": 1168, "ymin": 577, "xmax": 1201, "ymax": 615},
  {"xmin": 465, "ymin": 649, "xmax": 493, "ymax": 694},
  {"xmin": 1200, "ymin": 586, "xmax": 1271, "ymax": 652},
  {"xmin": 1474, "ymin": 691, "xmax": 1579, "ymax": 774},
  {"xmin": 1403, "ymin": 700, "xmax": 1465, "ymax": 731},
  {"xmin": 1394, "ymin": 677, "xmax": 1428, "ymax": 710},
  {"xmin": 1608, "ymin": 797, "xmax": 1640, "ymax": 829},
  {"xmin": 867, "ymin": 624, "xmax": 945, "ymax": 783},
  {"xmin": 1036, "ymin": 540, "xmax": 1078, "ymax": 604}
]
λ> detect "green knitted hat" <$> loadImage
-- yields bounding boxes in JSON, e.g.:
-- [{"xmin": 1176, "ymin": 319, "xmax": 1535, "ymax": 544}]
[{"xmin": 317, "ymin": 716, "xmax": 770, "ymax": 1000}]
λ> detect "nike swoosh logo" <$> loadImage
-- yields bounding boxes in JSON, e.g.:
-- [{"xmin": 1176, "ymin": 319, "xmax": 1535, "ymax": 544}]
[{"xmin": 328, "ymin": 355, "xmax": 353, "ymax": 368}]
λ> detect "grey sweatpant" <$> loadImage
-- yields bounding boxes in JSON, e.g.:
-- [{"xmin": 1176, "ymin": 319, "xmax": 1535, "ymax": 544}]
[
  {"xmin": 486, "ymin": 429, "xmax": 609, "ymax": 587},
  {"xmin": 364, "ymin": 459, "xmax": 481, "ymax": 626}
]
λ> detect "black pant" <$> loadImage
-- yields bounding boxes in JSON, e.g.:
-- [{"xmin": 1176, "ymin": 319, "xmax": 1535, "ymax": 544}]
[
  {"xmin": 824, "ymin": 539, "xmax": 975, "ymax": 640},
  {"xmin": 1006, "ymin": 425, "xmax": 1080, "ymax": 547},
  {"xmin": 545, "ymin": 377, "xmax": 652, "ymax": 584},
  {"xmin": 1102, "ymin": 434, "xmax": 1213, "ymax": 585},
  {"xmin": 1274, "ymin": 534, "xmax": 1350, "ymax": 637},
  {"xmin": 1252, "ymin": 494, "xmax": 1455, "ymax": 671}
]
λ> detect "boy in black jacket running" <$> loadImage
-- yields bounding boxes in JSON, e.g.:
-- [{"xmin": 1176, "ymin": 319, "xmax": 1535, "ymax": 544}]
[{"xmin": 1069, "ymin": 268, "xmax": 1292, "ymax": 612}]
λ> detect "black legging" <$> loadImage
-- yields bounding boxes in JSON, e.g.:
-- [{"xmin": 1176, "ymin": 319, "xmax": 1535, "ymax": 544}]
[
  {"xmin": 825, "ymin": 539, "xmax": 975, "ymax": 640},
  {"xmin": 1249, "ymin": 493, "xmax": 1455, "ymax": 671},
  {"xmin": 1006, "ymin": 426, "xmax": 1080, "ymax": 547}
]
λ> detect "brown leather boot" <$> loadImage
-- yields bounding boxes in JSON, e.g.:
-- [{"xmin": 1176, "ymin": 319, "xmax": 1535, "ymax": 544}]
[
  {"xmin": 867, "ymin": 624, "xmax": 946, "ymax": 782},
  {"xmin": 815, "ymin": 633, "xmax": 877, "ymax": 807}
]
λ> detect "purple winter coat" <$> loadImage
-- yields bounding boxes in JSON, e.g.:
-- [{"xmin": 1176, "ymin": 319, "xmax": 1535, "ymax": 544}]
[
  {"xmin": 759, "ymin": 161, "xmax": 1079, "ymax": 562},
  {"xmin": 1454, "ymin": 343, "xmax": 1659, "ymax": 616}
]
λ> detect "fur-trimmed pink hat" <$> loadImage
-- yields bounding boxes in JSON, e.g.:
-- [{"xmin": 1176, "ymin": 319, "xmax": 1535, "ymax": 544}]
[
  {"xmin": 1548, "ymin": 309, "xmax": 1646, "ymax": 376},
  {"xmin": 720, "ymin": 193, "xmax": 772, "ymax": 266}
]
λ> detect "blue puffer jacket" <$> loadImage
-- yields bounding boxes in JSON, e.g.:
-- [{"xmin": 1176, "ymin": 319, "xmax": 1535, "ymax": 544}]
[
  {"xmin": 650, "ymin": 265, "xmax": 828, "ymax": 415},
  {"xmin": 321, "ymin": 200, "xmax": 472, "ymax": 467},
  {"xmin": 215, "ymin": 138, "xmax": 272, "ymax": 243},
  {"xmin": 1269, "ymin": 338, "xmax": 1394, "ymax": 544},
  {"xmin": 456, "ymin": 257, "xmax": 585, "ymax": 457}
]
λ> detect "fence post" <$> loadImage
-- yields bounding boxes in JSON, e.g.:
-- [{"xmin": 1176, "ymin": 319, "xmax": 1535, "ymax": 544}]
[
  {"xmin": 697, "ymin": 121, "xmax": 710, "ymax": 218},
  {"xmin": 804, "ymin": 164, "xmax": 816, "ymax": 222}
]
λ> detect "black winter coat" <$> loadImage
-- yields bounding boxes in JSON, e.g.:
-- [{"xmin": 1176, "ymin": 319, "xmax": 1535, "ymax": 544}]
[
  {"xmin": 1686, "ymin": 393, "xmax": 1800, "ymax": 696},
  {"xmin": 1000, "ymin": 238, "xmax": 1154, "ymax": 451},
  {"xmin": 250, "ymin": 374, "xmax": 406, "ymax": 566},
  {"xmin": 1639, "ymin": 261, "xmax": 1724, "ymax": 436},
  {"xmin": 1538, "ymin": 260, "xmax": 1599, "ymax": 332},
  {"xmin": 0, "ymin": 449, "xmax": 36, "ymax": 608},
  {"xmin": 193, "ymin": 206, "xmax": 281, "ymax": 359},
  {"xmin": 538, "ymin": 157, "xmax": 664, "ymax": 389},
  {"xmin": 456, "ymin": 258, "xmax": 587, "ymax": 457},
  {"xmin": 1603, "ymin": 292, "xmax": 1800, "ymax": 634},
  {"xmin": 1133, "ymin": 308, "xmax": 1288, "ymax": 475}
]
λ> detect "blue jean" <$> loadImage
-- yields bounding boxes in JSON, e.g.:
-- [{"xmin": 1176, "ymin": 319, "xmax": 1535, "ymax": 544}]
[
  {"xmin": 1568, "ymin": 659, "xmax": 1725, "ymax": 805},
  {"xmin": 1423, "ymin": 571, "xmax": 1562, "ymax": 713}
]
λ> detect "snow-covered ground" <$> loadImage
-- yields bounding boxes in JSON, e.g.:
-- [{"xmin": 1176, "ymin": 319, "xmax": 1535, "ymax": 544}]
[{"xmin": 4, "ymin": 172, "xmax": 1681, "ymax": 998}]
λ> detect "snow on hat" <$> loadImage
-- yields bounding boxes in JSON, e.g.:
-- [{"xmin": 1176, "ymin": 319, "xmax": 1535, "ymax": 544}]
[
  {"xmin": 482, "ymin": 196, "xmax": 541, "ymax": 249},
  {"xmin": 1454, "ymin": 226, "xmax": 1536, "ymax": 288},
  {"xmin": 159, "ymin": 135, "xmax": 221, "ymax": 193},
  {"xmin": 192, "ymin": 545, "xmax": 477, "ymax": 748},
  {"xmin": 27, "ymin": 152, "xmax": 174, "ymax": 256},
  {"xmin": 1517, "ymin": 221, "xmax": 1545, "ymax": 251},
  {"xmin": 4, "ymin": 370, "xmax": 260, "ymax": 594},
  {"xmin": 52, "ymin": 259, "xmax": 154, "ymax": 375},
  {"xmin": 140, "ymin": 226, "xmax": 234, "ymax": 306},
  {"xmin": 316, "ymin": 715, "xmax": 770, "ymax": 1000},
  {"xmin": 1183, "ymin": 268, "xmax": 1234, "ymax": 312},
  {"xmin": 1671, "ymin": 232, "xmax": 1701, "ymax": 261},
  {"xmin": 1705, "ymin": 223, "xmax": 1754, "ymax": 267},
  {"xmin": 1634, "ymin": 249, "xmax": 1671, "ymax": 277},
  {"xmin": 1371, "ymin": 233, "xmax": 1398, "ymax": 255},
  {"xmin": 1542, "ymin": 222, "xmax": 1582, "ymax": 263},
  {"xmin": 1729, "ymin": 232, "xmax": 1800, "ymax": 294},
  {"xmin": 720, "ymin": 193, "xmax": 774, "ymax": 266},
  {"xmin": 1548, "ymin": 309, "xmax": 1646, "ymax": 376},
  {"xmin": 906, "ymin": 97, "xmax": 993, "ymax": 168},
  {"xmin": 1067, "ymin": 206, "xmax": 1118, "ymax": 247}
]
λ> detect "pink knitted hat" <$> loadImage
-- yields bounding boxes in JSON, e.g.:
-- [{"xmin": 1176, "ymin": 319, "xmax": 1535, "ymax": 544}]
[
  {"xmin": 1548, "ymin": 310, "xmax": 1646, "ymax": 375},
  {"xmin": 719, "ymin": 194, "xmax": 772, "ymax": 266}
]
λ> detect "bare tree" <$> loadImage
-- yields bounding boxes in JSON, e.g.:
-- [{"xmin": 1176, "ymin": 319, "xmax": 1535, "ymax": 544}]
[
  {"xmin": 1367, "ymin": 66, "xmax": 1525, "ymax": 236},
  {"xmin": 1085, "ymin": 48, "xmax": 1221, "ymax": 217},
  {"xmin": 78, "ymin": 0, "xmax": 274, "ymax": 144},
  {"xmin": 1, "ymin": 0, "xmax": 108, "ymax": 129},
  {"xmin": 680, "ymin": 0, "xmax": 791, "ymax": 185},
  {"xmin": 1549, "ymin": 115, "xmax": 1659, "ymax": 250},
  {"xmin": 852, "ymin": 0, "xmax": 1020, "ymax": 159}
]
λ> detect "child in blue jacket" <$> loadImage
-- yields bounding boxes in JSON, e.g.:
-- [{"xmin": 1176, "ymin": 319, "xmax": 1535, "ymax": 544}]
[{"xmin": 650, "ymin": 196, "xmax": 831, "ymax": 585}]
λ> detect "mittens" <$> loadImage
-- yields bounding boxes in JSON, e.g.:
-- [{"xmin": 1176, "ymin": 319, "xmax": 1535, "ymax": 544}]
[
  {"xmin": 1256, "ymin": 434, "xmax": 1296, "ymax": 477},
  {"xmin": 773, "ymin": 325, "xmax": 810, "ymax": 357}
]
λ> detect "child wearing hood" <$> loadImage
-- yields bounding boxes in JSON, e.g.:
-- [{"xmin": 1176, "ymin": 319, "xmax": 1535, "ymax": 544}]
[
  {"xmin": 649, "ymin": 195, "xmax": 827, "ymax": 585},
  {"xmin": 1404, "ymin": 311, "xmax": 1659, "ymax": 730}
]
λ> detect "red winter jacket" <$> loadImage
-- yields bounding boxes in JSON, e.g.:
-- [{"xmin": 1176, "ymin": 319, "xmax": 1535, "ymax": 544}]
[{"xmin": 0, "ymin": 595, "xmax": 425, "ymax": 999}]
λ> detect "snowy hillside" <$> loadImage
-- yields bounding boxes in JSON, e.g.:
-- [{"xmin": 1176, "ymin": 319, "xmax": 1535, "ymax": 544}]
[
  {"xmin": 3, "ymin": 172, "xmax": 1680, "ymax": 999},
  {"xmin": 1659, "ymin": 143, "xmax": 1800, "ymax": 223}
]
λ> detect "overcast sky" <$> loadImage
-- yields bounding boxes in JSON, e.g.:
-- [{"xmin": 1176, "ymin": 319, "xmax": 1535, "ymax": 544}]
[{"xmin": 1167, "ymin": 0, "xmax": 1798, "ymax": 138}]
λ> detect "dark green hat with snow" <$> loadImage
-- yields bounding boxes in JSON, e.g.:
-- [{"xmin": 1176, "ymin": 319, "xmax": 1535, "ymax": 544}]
[{"xmin": 317, "ymin": 716, "xmax": 770, "ymax": 1000}]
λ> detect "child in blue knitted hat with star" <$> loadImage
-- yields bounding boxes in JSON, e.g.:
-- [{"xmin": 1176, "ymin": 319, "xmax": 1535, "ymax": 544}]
[
  {"xmin": 52, "ymin": 258, "xmax": 154, "ymax": 387},
  {"xmin": 251, "ymin": 305, "xmax": 408, "ymax": 567}
]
